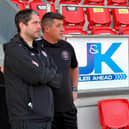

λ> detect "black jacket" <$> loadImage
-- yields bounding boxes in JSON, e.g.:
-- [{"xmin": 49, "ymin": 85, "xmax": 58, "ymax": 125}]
[
  {"xmin": 0, "ymin": 70, "xmax": 4, "ymax": 87},
  {"xmin": 0, "ymin": 71, "xmax": 10, "ymax": 129},
  {"xmin": 4, "ymin": 35, "xmax": 60, "ymax": 121}
]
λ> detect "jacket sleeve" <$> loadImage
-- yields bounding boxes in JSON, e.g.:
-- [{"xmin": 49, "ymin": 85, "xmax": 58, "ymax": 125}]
[
  {"xmin": 4, "ymin": 44, "xmax": 56, "ymax": 86},
  {"xmin": 47, "ymin": 73, "xmax": 62, "ymax": 88},
  {"xmin": 41, "ymin": 55, "xmax": 61, "ymax": 88}
]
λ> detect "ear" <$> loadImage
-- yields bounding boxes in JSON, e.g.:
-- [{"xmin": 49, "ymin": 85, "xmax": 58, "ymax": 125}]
[
  {"xmin": 19, "ymin": 22, "xmax": 25, "ymax": 31},
  {"xmin": 44, "ymin": 25, "xmax": 50, "ymax": 33}
]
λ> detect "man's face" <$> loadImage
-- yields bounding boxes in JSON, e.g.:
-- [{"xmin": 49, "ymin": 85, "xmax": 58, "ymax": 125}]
[
  {"xmin": 47, "ymin": 19, "xmax": 64, "ymax": 41},
  {"xmin": 22, "ymin": 14, "xmax": 41, "ymax": 39}
]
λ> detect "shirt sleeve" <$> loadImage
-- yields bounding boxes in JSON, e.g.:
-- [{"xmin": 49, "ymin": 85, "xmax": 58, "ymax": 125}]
[{"xmin": 69, "ymin": 44, "xmax": 78, "ymax": 68}]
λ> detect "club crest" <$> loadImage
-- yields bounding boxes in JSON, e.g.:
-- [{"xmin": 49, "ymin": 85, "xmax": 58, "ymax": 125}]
[{"xmin": 62, "ymin": 51, "xmax": 69, "ymax": 60}]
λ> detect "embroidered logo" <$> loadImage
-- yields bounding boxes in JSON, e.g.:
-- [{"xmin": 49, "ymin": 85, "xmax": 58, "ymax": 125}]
[{"xmin": 62, "ymin": 51, "xmax": 69, "ymax": 60}]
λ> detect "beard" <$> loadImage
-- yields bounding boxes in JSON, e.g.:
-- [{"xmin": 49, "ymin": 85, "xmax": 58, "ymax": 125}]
[{"xmin": 26, "ymin": 31, "xmax": 40, "ymax": 40}]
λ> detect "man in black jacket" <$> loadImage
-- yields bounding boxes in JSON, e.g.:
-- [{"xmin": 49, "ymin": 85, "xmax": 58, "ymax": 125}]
[
  {"xmin": 4, "ymin": 9, "xmax": 60, "ymax": 129},
  {"xmin": 0, "ymin": 66, "xmax": 10, "ymax": 129}
]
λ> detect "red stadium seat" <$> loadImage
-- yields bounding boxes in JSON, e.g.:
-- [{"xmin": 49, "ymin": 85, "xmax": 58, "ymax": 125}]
[
  {"xmin": 11, "ymin": 0, "xmax": 26, "ymax": 10},
  {"xmin": 47, "ymin": 0, "xmax": 56, "ymax": 3},
  {"xmin": 87, "ymin": 7, "xmax": 117, "ymax": 35},
  {"xmin": 11, "ymin": 0, "xmax": 29, "ymax": 5},
  {"xmin": 62, "ymin": 6, "xmax": 88, "ymax": 35},
  {"xmin": 29, "ymin": 0, "xmax": 47, "ymax": 20},
  {"xmin": 60, "ymin": 0, "xmax": 81, "ymax": 4},
  {"xmin": 22, "ymin": 0, "xmax": 29, "ymax": 5},
  {"xmin": 98, "ymin": 99, "xmax": 129, "ymax": 129},
  {"xmin": 29, "ymin": 0, "xmax": 56, "ymax": 21},
  {"xmin": 84, "ymin": 0, "xmax": 104, "ymax": 5},
  {"xmin": 108, "ymin": 0, "xmax": 127, "ymax": 5},
  {"xmin": 112, "ymin": 8, "xmax": 129, "ymax": 34},
  {"xmin": 46, "ymin": 0, "xmax": 56, "ymax": 12}
]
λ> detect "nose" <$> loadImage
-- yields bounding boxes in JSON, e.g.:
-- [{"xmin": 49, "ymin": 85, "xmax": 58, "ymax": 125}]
[
  {"xmin": 61, "ymin": 25, "xmax": 64, "ymax": 32},
  {"xmin": 37, "ymin": 23, "xmax": 41, "ymax": 30}
]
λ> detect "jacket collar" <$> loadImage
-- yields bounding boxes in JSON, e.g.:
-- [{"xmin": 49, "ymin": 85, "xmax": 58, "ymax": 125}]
[{"xmin": 13, "ymin": 34, "xmax": 39, "ymax": 53}]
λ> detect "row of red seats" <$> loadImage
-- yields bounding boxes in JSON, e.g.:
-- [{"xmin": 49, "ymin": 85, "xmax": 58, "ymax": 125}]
[
  {"xmin": 60, "ymin": 0, "xmax": 129, "ymax": 35},
  {"xmin": 60, "ymin": 0, "xmax": 129, "ymax": 6},
  {"xmin": 63, "ymin": 6, "xmax": 129, "ymax": 35},
  {"xmin": 11, "ymin": 0, "xmax": 56, "ymax": 18},
  {"xmin": 11, "ymin": 0, "xmax": 56, "ymax": 10},
  {"xmin": 10, "ymin": 0, "xmax": 129, "ymax": 35},
  {"xmin": 11, "ymin": 0, "xmax": 129, "ymax": 9}
]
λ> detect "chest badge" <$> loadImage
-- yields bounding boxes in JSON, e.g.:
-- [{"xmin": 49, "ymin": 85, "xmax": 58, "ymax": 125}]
[{"xmin": 62, "ymin": 51, "xmax": 69, "ymax": 60}]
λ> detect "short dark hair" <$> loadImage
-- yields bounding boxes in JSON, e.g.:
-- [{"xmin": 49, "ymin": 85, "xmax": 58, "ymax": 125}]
[
  {"xmin": 41, "ymin": 12, "xmax": 64, "ymax": 32},
  {"xmin": 15, "ymin": 9, "xmax": 38, "ymax": 33}
]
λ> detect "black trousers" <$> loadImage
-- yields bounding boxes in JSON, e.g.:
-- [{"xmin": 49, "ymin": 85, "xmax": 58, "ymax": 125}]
[
  {"xmin": 51, "ymin": 105, "xmax": 78, "ymax": 129},
  {"xmin": 11, "ymin": 120, "xmax": 51, "ymax": 129},
  {"xmin": 0, "ymin": 87, "xmax": 10, "ymax": 129}
]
